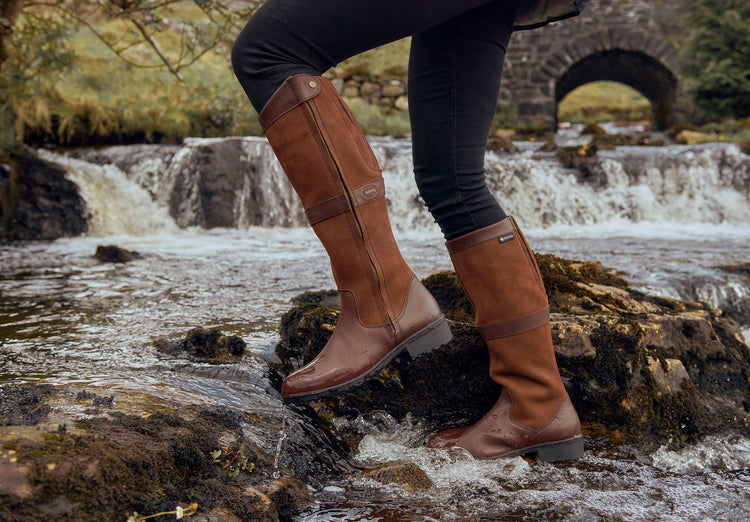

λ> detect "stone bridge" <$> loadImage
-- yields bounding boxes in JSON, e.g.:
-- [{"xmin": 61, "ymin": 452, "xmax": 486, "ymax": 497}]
[{"xmin": 502, "ymin": 0, "xmax": 689, "ymax": 130}]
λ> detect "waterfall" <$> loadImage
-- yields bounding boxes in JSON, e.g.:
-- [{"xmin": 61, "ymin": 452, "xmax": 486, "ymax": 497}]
[
  {"xmin": 36, "ymin": 149, "xmax": 179, "ymax": 237},
  {"xmin": 483, "ymin": 143, "xmax": 750, "ymax": 229},
  {"xmin": 38, "ymin": 137, "xmax": 749, "ymax": 234}
]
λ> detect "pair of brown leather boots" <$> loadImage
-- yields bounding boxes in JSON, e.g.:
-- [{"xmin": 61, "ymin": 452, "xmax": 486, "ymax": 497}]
[{"xmin": 260, "ymin": 74, "xmax": 583, "ymax": 462}]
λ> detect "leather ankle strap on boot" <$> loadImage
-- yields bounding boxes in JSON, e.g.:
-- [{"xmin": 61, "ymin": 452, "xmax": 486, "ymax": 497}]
[
  {"xmin": 259, "ymin": 74, "xmax": 321, "ymax": 131},
  {"xmin": 305, "ymin": 178, "xmax": 385, "ymax": 226},
  {"xmin": 478, "ymin": 306, "xmax": 550, "ymax": 339}
]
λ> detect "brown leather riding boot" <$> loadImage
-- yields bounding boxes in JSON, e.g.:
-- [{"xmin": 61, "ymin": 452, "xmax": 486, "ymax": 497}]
[
  {"xmin": 260, "ymin": 74, "xmax": 451, "ymax": 402},
  {"xmin": 428, "ymin": 217, "xmax": 582, "ymax": 461}
]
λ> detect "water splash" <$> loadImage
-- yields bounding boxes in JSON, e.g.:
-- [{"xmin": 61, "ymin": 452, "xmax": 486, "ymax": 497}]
[
  {"xmin": 322, "ymin": 411, "xmax": 750, "ymax": 521},
  {"xmin": 273, "ymin": 403, "xmax": 288, "ymax": 478}
]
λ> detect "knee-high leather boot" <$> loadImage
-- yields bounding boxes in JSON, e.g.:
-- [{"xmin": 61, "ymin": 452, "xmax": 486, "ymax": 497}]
[
  {"xmin": 260, "ymin": 74, "xmax": 452, "ymax": 402},
  {"xmin": 429, "ymin": 217, "xmax": 582, "ymax": 461}
]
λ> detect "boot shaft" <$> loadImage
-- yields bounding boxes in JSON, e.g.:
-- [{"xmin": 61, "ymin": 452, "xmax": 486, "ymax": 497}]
[
  {"xmin": 448, "ymin": 217, "xmax": 567, "ymax": 428},
  {"xmin": 260, "ymin": 74, "xmax": 412, "ymax": 325}
]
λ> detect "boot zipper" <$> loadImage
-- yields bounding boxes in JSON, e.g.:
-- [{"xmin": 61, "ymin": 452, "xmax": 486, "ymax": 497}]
[{"xmin": 305, "ymin": 102, "xmax": 391, "ymax": 327}]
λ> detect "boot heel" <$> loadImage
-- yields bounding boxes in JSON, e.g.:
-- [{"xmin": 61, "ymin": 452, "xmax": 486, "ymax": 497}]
[
  {"xmin": 535, "ymin": 436, "xmax": 584, "ymax": 462},
  {"xmin": 405, "ymin": 317, "xmax": 453, "ymax": 357}
]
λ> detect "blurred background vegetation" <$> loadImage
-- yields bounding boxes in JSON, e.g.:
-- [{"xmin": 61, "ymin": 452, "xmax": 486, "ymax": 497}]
[{"xmin": 1, "ymin": 0, "xmax": 749, "ymax": 159}]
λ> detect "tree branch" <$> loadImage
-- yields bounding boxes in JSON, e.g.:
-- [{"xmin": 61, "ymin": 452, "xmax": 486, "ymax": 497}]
[
  {"xmin": 130, "ymin": 17, "xmax": 185, "ymax": 81},
  {"xmin": 0, "ymin": 0, "xmax": 25, "ymax": 67}
]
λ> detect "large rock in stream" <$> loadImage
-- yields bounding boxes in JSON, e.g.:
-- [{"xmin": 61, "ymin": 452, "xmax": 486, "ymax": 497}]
[
  {"xmin": 0, "ymin": 149, "xmax": 88, "ymax": 240},
  {"xmin": 0, "ymin": 329, "xmax": 349, "ymax": 522},
  {"xmin": 274, "ymin": 254, "xmax": 750, "ymax": 449}
]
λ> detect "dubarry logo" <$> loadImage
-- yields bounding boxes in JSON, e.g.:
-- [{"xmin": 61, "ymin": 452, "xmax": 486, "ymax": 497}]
[
  {"xmin": 363, "ymin": 185, "xmax": 378, "ymax": 199},
  {"xmin": 498, "ymin": 232, "xmax": 515, "ymax": 243}
]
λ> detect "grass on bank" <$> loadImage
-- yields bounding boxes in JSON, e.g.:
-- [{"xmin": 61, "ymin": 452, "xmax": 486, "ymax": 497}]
[
  {"xmin": 3, "ymin": 7, "xmax": 748, "ymax": 149},
  {"xmin": 557, "ymin": 81, "xmax": 651, "ymax": 124}
]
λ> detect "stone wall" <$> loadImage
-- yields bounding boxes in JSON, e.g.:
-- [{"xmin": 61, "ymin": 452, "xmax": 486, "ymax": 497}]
[{"xmin": 322, "ymin": 68, "xmax": 409, "ymax": 113}]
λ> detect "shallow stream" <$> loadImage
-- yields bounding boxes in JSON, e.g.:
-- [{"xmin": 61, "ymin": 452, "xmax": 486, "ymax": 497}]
[{"xmin": 1, "ymin": 131, "xmax": 749, "ymax": 520}]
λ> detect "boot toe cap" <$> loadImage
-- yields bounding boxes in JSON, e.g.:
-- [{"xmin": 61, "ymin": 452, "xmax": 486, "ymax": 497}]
[{"xmin": 427, "ymin": 427, "xmax": 467, "ymax": 449}]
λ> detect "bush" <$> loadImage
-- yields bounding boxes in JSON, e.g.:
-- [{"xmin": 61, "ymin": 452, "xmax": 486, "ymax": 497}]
[
  {"xmin": 678, "ymin": 0, "xmax": 750, "ymax": 120},
  {"xmin": 344, "ymin": 98, "xmax": 411, "ymax": 137}
]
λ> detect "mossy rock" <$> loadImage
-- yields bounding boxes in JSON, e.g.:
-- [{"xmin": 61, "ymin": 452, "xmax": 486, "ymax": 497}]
[
  {"xmin": 154, "ymin": 327, "xmax": 247, "ymax": 361},
  {"xmin": 0, "ymin": 385, "xmax": 314, "ymax": 521},
  {"xmin": 581, "ymin": 123, "xmax": 607, "ymax": 135},
  {"xmin": 555, "ymin": 144, "xmax": 597, "ymax": 168},
  {"xmin": 275, "ymin": 255, "xmax": 750, "ymax": 450}
]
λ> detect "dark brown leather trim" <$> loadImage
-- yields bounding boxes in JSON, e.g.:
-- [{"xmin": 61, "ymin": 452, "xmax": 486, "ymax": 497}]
[
  {"xmin": 306, "ymin": 179, "xmax": 385, "ymax": 226},
  {"xmin": 259, "ymin": 74, "xmax": 321, "ymax": 131},
  {"xmin": 446, "ymin": 217, "xmax": 517, "ymax": 255},
  {"xmin": 348, "ymin": 178, "xmax": 385, "ymax": 207},
  {"xmin": 305, "ymin": 194, "xmax": 350, "ymax": 226},
  {"xmin": 478, "ymin": 306, "xmax": 550, "ymax": 339}
]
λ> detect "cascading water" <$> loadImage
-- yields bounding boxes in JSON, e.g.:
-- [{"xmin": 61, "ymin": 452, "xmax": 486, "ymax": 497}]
[{"xmin": 53, "ymin": 136, "xmax": 750, "ymax": 234}]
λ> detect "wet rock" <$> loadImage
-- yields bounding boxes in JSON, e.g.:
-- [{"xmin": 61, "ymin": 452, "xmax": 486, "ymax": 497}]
[
  {"xmin": 0, "ymin": 449, "xmax": 32, "ymax": 500},
  {"xmin": 0, "ymin": 387, "xmax": 315, "ymax": 522},
  {"xmin": 0, "ymin": 149, "xmax": 87, "ymax": 240},
  {"xmin": 582, "ymin": 123, "xmax": 607, "ymax": 135},
  {"xmin": 555, "ymin": 144, "xmax": 597, "ymax": 168},
  {"xmin": 0, "ymin": 383, "xmax": 56, "ymax": 426},
  {"xmin": 93, "ymin": 245, "xmax": 143, "ymax": 263},
  {"xmin": 274, "ymin": 254, "xmax": 750, "ymax": 449},
  {"xmin": 487, "ymin": 135, "xmax": 520, "ymax": 154},
  {"xmin": 154, "ymin": 327, "xmax": 247, "ymax": 361},
  {"xmin": 676, "ymin": 130, "xmax": 710, "ymax": 145},
  {"xmin": 361, "ymin": 460, "xmax": 433, "ymax": 492},
  {"xmin": 590, "ymin": 133, "xmax": 639, "ymax": 149}
]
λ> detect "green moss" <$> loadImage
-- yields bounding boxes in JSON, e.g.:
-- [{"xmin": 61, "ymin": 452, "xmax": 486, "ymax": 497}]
[
  {"xmin": 1, "ymin": 405, "xmax": 301, "ymax": 522},
  {"xmin": 536, "ymin": 253, "xmax": 629, "ymax": 301},
  {"xmin": 420, "ymin": 271, "xmax": 474, "ymax": 321}
]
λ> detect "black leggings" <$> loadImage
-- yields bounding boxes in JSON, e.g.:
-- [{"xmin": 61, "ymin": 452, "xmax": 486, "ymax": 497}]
[{"xmin": 232, "ymin": 0, "xmax": 519, "ymax": 240}]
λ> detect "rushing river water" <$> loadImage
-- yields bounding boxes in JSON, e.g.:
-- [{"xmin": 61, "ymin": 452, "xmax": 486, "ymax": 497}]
[{"xmin": 1, "ymin": 131, "xmax": 750, "ymax": 520}]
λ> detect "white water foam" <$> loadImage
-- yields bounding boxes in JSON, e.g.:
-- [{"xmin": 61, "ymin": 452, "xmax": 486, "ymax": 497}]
[
  {"xmin": 38, "ymin": 137, "xmax": 750, "ymax": 237},
  {"xmin": 37, "ymin": 149, "xmax": 179, "ymax": 236},
  {"xmin": 330, "ymin": 412, "xmax": 750, "ymax": 521}
]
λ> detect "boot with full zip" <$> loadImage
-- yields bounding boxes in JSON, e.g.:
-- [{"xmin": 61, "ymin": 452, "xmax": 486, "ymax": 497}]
[
  {"xmin": 260, "ymin": 74, "xmax": 452, "ymax": 402},
  {"xmin": 428, "ymin": 217, "xmax": 583, "ymax": 461}
]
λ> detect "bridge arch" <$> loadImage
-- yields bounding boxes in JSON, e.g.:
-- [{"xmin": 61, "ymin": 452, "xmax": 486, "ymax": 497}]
[
  {"xmin": 555, "ymin": 50, "xmax": 678, "ymax": 130},
  {"xmin": 501, "ymin": 1, "xmax": 690, "ymax": 131}
]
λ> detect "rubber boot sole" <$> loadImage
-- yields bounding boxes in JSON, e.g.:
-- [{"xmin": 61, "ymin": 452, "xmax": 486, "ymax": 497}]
[
  {"xmin": 283, "ymin": 316, "xmax": 452, "ymax": 403},
  {"xmin": 492, "ymin": 435, "xmax": 584, "ymax": 462}
]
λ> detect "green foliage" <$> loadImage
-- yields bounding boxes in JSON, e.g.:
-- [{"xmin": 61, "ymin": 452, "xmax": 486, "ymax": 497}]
[
  {"xmin": 558, "ymin": 81, "xmax": 651, "ymax": 124},
  {"xmin": 699, "ymin": 117, "xmax": 750, "ymax": 149},
  {"xmin": 339, "ymin": 38, "xmax": 411, "ymax": 76},
  {"xmin": 489, "ymin": 103, "xmax": 518, "ymax": 132},
  {"xmin": 678, "ymin": 0, "xmax": 750, "ymax": 120},
  {"xmin": 0, "ymin": 1, "xmax": 263, "ymax": 151},
  {"xmin": 0, "ymin": 7, "xmax": 77, "ymax": 155},
  {"xmin": 344, "ymin": 98, "xmax": 411, "ymax": 137},
  {"xmin": 0, "ymin": 109, "xmax": 15, "ymax": 157}
]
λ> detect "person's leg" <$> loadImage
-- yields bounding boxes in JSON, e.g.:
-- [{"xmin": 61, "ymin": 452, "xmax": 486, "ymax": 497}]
[
  {"xmin": 232, "ymin": 0, "xmax": 497, "ymax": 113},
  {"xmin": 408, "ymin": 4, "xmax": 583, "ymax": 460},
  {"xmin": 408, "ymin": 1, "xmax": 515, "ymax": 240}
]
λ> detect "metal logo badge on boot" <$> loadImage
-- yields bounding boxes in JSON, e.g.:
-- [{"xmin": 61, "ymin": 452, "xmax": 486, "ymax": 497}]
[{"xmin": 498, "ymin": 232, "xmax": 515, "ymax": 243}]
